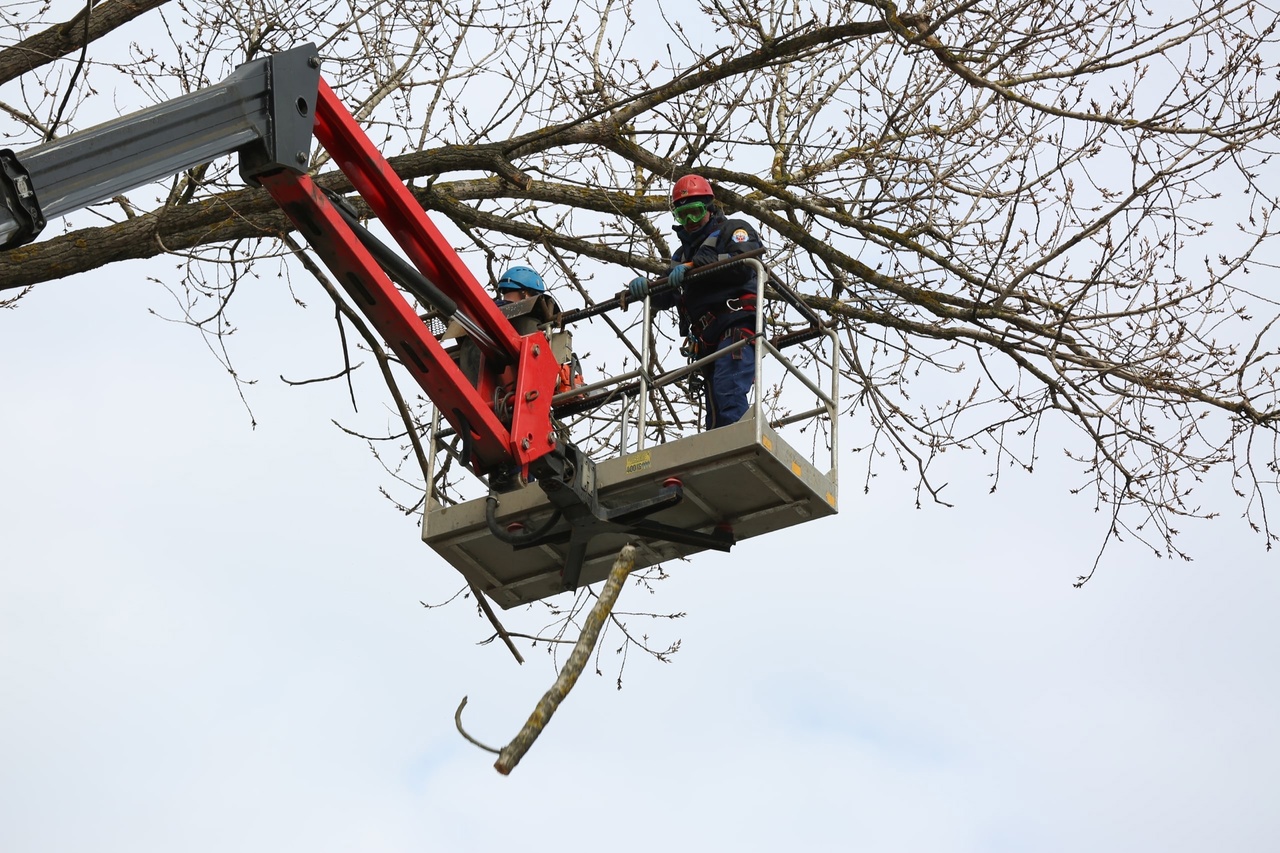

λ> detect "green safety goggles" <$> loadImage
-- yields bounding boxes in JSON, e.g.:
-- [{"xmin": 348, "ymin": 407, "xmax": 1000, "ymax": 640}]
[{"xmin": 672, "ymin": 200, "xmax": 709, "ymax": 225}]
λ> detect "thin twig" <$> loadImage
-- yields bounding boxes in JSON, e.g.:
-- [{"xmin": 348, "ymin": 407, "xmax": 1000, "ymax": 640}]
[
  {"xmin": 281, "ymin": 234, "xmax": 430, "ymax": 478},
  {"xmin": 45, "ymin": 0, "xmax": 93, "ymax": 142},
  {"xmin": 279, "ymin": 364, "xmax": 362, "ymax": 386},
  {"xmin": 453, "ymin": 697, "xmax": 500, "ymax": 754},
  {"xmin": 470, "ymin": 584, "xmax": 525, "ymax": 664},
  {"xmin": 479, "ymin": 631, "xmax": 576, "ymax": 646},
  {"xmin": 283, "ymin": 235, "xmax": 528, "ymax": 664}
]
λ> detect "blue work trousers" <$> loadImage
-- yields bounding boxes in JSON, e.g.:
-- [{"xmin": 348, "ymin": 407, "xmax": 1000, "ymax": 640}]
[{"xmin": 702, "ymin": 328, "xmax": 755, "ymax": 429}]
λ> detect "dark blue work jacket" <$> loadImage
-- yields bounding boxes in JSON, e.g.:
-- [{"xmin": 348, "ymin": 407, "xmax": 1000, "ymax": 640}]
[{"xmin": 652, "ymin": 212, "xmax": 764, "ymax": 344}]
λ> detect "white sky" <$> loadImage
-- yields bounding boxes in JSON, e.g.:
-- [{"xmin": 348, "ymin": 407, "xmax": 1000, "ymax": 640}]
[
  {"xmin": 3, "ymin": 5, "xmax": 1279, "ymax": 852},
  {"xmin": 3, "ymin": 248, "xmax": 1277, "ymax": 852}
]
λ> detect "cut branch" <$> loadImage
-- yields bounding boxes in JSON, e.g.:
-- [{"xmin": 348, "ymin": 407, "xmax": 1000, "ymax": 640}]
[{"xmin": 454, "ymin": 544, "xmax": 637, "ymax": 775}]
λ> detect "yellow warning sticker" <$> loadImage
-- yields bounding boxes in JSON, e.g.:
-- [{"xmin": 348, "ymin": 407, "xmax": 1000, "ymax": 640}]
[
  {"xmin": 791, "ymin": 461, "xmax": 803, "ymax": 476},
  {"xmin": 625, "ymin": 451, "xmax": 652, "ymax": 474},
  {"xmin": 826, "ymin": 492, "xmax": 837, "ymax": 507},
  {"xmin": 762, "ymin": 435, "xmax": 773, "ymax": 452}
]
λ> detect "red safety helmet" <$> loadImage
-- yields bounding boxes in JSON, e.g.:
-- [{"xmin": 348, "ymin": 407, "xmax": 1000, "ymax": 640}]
[{"xmin": 671, "ymin": 174, "xmax": 714, "ymax": 205}]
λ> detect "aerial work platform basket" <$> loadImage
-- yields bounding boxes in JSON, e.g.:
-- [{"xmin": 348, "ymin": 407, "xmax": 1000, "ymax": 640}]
[
  {"xmin": 423, "ymin": 416, "xmax": 838, "ymax": 608},
  {"xmin": 421, "ymin": 258, "xmax": 841, "ymax": 608}
]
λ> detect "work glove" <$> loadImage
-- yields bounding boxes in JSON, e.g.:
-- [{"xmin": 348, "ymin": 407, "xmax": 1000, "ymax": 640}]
[
  {"xmin": 668, "ymin": 264, "xmax": 689, "ymax": 287},
  {"xmin": 628, "ymin": 276, "xmax": 650, "ymax": 299}
]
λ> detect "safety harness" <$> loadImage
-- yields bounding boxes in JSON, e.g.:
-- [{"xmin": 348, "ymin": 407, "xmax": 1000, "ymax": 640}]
[
  {"xmin": 678, "ymin": 225, "xmax": 759, "ymax": 342},
  {"xmin": 689, "ymin": 292, "xmax": 757, "ymax": 338}
]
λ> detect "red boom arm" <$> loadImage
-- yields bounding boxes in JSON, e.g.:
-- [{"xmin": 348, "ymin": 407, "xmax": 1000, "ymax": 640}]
[{"xmin": 258, "ymin": 82, "xmax": 560, "ymax": 477}]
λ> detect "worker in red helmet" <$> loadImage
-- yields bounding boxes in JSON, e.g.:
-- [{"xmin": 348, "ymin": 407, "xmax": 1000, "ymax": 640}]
[{"xmin": 628, "ymin": 174, "xmax": 764, "ymax": 429}]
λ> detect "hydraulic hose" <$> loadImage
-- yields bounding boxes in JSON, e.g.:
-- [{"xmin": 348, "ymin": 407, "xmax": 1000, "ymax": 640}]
[{"xmin": 485, "ymin": 495, "xmax": 563, "ymax": 544}]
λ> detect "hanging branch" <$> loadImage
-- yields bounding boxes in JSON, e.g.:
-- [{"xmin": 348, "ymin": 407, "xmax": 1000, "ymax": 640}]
[
  {"xmin": 454, "ymin": 543, "xmax": 638, "ymax": 774},
  {"xmin": 283, "ymin": 235, "xmax": 529, "ymax": 660},
  {"xmin": 470, "ymin": 583, "xmax": 525, "ymax": 665}
]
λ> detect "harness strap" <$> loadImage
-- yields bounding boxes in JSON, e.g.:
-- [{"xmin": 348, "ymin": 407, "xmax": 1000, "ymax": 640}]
[{"xmin": 689, "ymin": 292, "xmax": 757, "ymax": 337}]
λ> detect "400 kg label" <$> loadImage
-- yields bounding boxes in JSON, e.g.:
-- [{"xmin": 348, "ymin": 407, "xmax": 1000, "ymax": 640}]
[{"xmin": 624, "ymin": 450, "xmax": 652, "ymax": 474}]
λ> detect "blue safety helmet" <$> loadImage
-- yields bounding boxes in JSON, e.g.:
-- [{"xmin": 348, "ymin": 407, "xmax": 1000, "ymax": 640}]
[{"xmin": 496, "ymin": 265, "xmax": 546, "ymax": 293}]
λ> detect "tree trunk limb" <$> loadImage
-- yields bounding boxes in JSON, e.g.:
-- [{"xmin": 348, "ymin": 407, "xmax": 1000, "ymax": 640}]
[
  {"xmin": 491, "ymin": 544, "xmax": 636, "ymax": 775},
  {"xmin": 0, "ymin": 0, "xmax": 176, "ymax": 86}
]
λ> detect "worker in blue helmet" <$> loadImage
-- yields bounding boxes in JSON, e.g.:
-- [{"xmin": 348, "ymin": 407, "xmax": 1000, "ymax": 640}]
[
  {"xmin": 492, "ymin": 264, "xmax": 583, "ymax": 398},
  {"xmin": 494, "ymin": 265, "xmax": 546, "ymax": 306}
]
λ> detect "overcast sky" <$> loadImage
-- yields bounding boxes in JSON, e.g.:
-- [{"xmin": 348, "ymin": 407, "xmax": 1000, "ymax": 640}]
[
  {"xmin": 3, "ymin": 242, "xmax": 1277, "ymax": 852},
  {"xmin": 3, "ymin": 5, "xmax": 1279, "ymax": 853}
]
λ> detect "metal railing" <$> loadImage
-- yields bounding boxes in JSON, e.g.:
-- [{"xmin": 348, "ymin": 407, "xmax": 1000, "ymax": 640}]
[
  {"xmin": 620, "ymin": 259, "xmax": 839, "ymax": 478},
  {"xmin": 423, "ymin": 257, "xmax": 841, "ymax": 509}
]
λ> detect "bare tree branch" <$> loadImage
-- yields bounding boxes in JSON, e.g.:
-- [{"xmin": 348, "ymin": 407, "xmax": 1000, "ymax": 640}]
[{"xmin": 0, "ymin": 0, "xmax": 175, "ymax": 86}]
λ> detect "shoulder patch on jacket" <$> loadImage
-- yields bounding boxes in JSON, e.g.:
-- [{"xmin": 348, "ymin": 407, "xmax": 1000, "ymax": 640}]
[{"xmin": 731, "ymin": 228, "xmax": 750, "ymax": 243}]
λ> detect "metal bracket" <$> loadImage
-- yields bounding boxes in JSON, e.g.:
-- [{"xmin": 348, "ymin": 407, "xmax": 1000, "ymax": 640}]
[
  {"xmin": 0, "ymin": 150, "xmax": 45, "ymax": 249},
  {"xmin": 238, "ymin": 45, "xmax": 322, "ymax": 183},
  {"xmin": 545, "ymin": 479, "xmax": 735, "ymax": 591},
  {"xmin": 490, "ymin": 445, "xmax": 736, "ymax": 591}
]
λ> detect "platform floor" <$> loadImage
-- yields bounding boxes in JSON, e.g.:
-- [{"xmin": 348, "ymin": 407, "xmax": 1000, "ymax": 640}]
[{"xmin": 421, "ymin": 418, "xmax": 838, "ymax": 609}]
